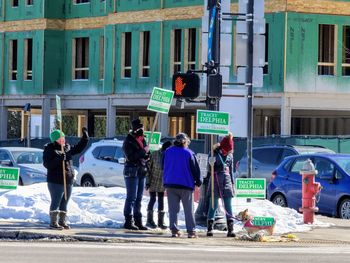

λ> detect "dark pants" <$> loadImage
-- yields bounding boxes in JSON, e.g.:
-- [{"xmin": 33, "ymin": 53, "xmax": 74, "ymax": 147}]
[
  {"xmin": 48, "ymin": 182, "xmax": 73, "ymax": 212},
  {"xmin": 123, "ymin": 175, "xmax": 146, "ymax": 218},
  {"xmin": 207, "ymin": 196, "xmax": 233, "ymax": 221},
  {"xmin": 147, "ymin": 192, "xmax": 165, "ymax": 211}
]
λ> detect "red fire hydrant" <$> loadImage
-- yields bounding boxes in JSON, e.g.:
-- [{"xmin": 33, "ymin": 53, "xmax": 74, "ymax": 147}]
[{"xmin": 299, "ymin": 159, "xmax": 321, "ymax": 224}]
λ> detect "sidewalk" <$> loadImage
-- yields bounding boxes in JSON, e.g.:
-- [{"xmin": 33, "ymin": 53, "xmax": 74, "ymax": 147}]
[{"xmin": 1, "ymin": 215, "xmax": 350, "ymax": 246}]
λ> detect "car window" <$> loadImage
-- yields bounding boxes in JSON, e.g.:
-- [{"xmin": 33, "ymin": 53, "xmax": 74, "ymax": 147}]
[
  {"xmin": 114, "ymin": 146, "xmax": 124, "ymax": 159},
  {"xmin": 92, "ymin": 146, "xmax": 102, "ymax": 159},
  {"xmin": 254, "ymin": 148, "xmax": 282, "ymax": 165},
  {"xmin": 98, "ymin": 146, "xmax": 117, "ymax": 162},
  {"xmin": 314, "ymin": 158, "xmax": 334, "ymax": 179},
  {"xmin": 281, "ymin": 149, "xmax": 297, "ymax": 160},
  {"xmin": 13, "ymin": 151, "xmax": 43, "ymax": 164},
  {"xmin": 0, "ymin": 150, "xmax": 10, "ymax": 161},
  {"xmin": 290, "ymin": 157, "xmax": 309, "ymax": 173}
]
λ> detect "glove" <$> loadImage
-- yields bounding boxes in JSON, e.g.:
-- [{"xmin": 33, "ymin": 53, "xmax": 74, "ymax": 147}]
[
  {"xmin": 145, "ymin": 184, "xmax": 150, "ymax": 190},
  {"xmin": 82, "ymin": 127, "xmax": 89, "ymax": 139},
  {"xmin": 58, "ymin": 152, "xmax": 66, "ymax": 161},
  {"xmin": 195, "ymin": 181, "xmax": 202, "ymax": 187}
]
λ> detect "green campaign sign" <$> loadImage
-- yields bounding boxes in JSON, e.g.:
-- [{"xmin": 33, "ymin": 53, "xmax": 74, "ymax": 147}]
[
  {"xmin": 147, "ymin": 87, "xmax": 174, "ymax": 114},
  {"xmin": 0, "ymin": 167, "xmax": 20, "ymax": 190},
  {"xmin": 251, "ymin": 217, "xmax": 275, "ymax": 227},
  {"xmin": 144, "ymin": 131, "xmax": 161, "ymax": 152},
  {"xmin": 56, "ymin": 95, "xmax": 62, "ymax": 122},
  {"xmin": 196, "ymin": 110, "xmax": 230, "ymax": 135},
  {"xmin": 235, "ymin": 178, "xmax": 266, "ymax": 198}
]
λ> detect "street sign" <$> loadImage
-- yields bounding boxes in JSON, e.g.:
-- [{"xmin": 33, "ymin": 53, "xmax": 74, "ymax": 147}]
[
  {"xmin": 235, "ymin": 178, "xmax": 266, "ymax": 198},
  {"xmin": 236, "ymin": 34, "xmax": 266, "ymax": 67},
  {"xmin": 0, "ymin": 167, "xmax": 20, "ymax": 190},
  {"xmin": 196, "ymin": 153, "xmax": 209, "ymax": 179},
  {"xmin": 56, "ymin": 95, "xmax": 62, "ymax": 122},
  {"xmin": 239, "ymin": 0, "xmax": 265, "ymax": 19},
  {"xmin": 144, "ymin": 131, "xmax": 161, "ymax": 152},
  {"xmin": 237, "ymin": 67, "xmax": 264, "ymax": 88},
  {"xmin": 147, "ymin": 87, "xmax": 174, "ymax": 114},
  {"xmin": 196, "ymin": 110, "xmax": 230, "ymax": 135}
]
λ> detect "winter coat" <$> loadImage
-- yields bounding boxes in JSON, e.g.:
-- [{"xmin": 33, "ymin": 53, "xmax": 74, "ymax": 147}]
[
  {"xmin": 208, "ymin": 148, "xmax": 234, "ymax": 198},
  {"xmin": 122, "ymin": 133, "xmax": 150, "ymax": 178},
  {"xmin": 163, "ymin": 145, "xmax": 202, "ymax": 190},
  {"xmin": 146, "ymin": 150, "xmax": 165, "ymax": 193},
  {"xmin": 43, "ymin": 137, "xmax": 88, "ymax": 185}
]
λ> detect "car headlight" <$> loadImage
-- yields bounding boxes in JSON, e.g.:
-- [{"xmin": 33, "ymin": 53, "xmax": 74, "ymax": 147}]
[{"xmin": 27, "ymin": 172, "xmax": 46, "ymax": 178}]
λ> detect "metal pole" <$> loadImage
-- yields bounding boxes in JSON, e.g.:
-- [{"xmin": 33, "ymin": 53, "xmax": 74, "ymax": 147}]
[{"xmin": 27, "ymin": 112, "xmax": 31, "ymax": 147}]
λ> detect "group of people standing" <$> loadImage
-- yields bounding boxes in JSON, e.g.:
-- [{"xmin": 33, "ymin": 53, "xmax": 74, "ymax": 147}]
[
  {"xmin": 43, "ymin": 118, "xmax": 236, "ymax": 238},
  {"xmin": 122, "ymin": 118, "xmax": 236, "ymax": 238}
]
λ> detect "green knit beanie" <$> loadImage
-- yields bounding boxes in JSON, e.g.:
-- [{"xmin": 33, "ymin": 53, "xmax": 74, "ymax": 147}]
[{"xmin": 50, "ymin": 129, "xmax": 65, "ymax": 142}]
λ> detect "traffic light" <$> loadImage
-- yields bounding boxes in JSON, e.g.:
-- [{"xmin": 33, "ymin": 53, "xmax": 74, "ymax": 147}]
[
  {"xmin": 207, "ymin": 73, "xmax": 222, "ymax": 98},
  {"xmin": 172, "ymin": 73, "xmax": 200, "ymax": 99}
]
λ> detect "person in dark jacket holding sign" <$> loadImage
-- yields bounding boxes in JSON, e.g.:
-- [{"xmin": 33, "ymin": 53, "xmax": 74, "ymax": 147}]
[
  {"xmin": 206, "ymin": 132, "xmax": 235, "ymax": 237},
  {"xmin": 43, "ymin": 127, "xmax": 89, "ymax": 230},
  {"xmin": 122, "ymin": 118, "xmax": 150, "ymax": 230},
  {"xmin": 163, "ymin": 133, "xmax": 202, "ymax": 238}
]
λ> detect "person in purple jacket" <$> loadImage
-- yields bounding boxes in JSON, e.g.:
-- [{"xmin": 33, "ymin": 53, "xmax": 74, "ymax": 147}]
[{"xmin": 163, "ymin": 133, "xmax": 202, "ymax": 238}]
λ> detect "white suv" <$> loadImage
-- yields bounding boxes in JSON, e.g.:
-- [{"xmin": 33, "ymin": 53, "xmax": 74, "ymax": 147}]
[{"xmin": 76, "ymin": 139, "xmax": 126, "ymax": 187}]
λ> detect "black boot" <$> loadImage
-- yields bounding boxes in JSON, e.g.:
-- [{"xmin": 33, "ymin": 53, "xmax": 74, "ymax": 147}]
[
  {"xmin": 146, "ymin": 210, "xmax": 157, "ymax": 229},
  {"xmin": 207, "ymin": 219, "xmax": 214, "ymax": 237},
  {"xmin": 124, "ymin": 215, "xmax": 139, "ymax": 230},
  {"xmin": 58, "ymin": 211, "xmax": 70, "ymax": 229},
  {"xmin": 157, "ymin": 211, "xmax": 167, "ymax": 230},
  {"xmin": 134, "ymin": 216, "xmax": 148, "ymax": 230},
  {"xmin": 49, "ymin": 211, "xmax": 63, "ymax": 230},
  {"xmin": 227, "ymin": 219, "xmax": 236, "ymax": 237}
]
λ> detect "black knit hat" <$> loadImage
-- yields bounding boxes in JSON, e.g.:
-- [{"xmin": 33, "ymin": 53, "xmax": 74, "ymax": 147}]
[{"xmin": 131, "ymin": 118, "xmax": 143, "ymax": 132}]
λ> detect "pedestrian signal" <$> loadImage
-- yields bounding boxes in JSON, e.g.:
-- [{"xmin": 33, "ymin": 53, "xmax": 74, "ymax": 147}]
[{"xmin": 172, "ymin": 73, "xmax": 200, "ymax": 99}]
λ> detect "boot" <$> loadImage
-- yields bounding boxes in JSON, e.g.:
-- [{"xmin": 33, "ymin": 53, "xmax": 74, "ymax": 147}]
[
  {"xmin": 157, "ymin": 211, "xmax": 167, "ymax": 230},
  {"xmin": 146, "ymin": 210, "xmax": 157, "ymax": 229},
  {"xmin": 49, "ymin": 211, "xmax": 63, "ymax": 230},
  {"xmin": 124, "ymin": 215, "xmax": 139, "ymax": 230},
  {"xmin": 134, "ymin": 216, "xmax": 148, "ymax": 230},
  {"xmin": 206, "ymin": 219, "xmax": 214, "ymax": 237},
  {"xmin": 58, "ymin": 211, "xmax": 70, "ymax": 229},
  {"xmin": 227, "ymin": 219, "xmax": 236, "ymax": 237}
]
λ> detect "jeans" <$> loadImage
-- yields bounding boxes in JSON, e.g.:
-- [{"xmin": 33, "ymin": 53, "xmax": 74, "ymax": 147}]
[
  {"xmin": 167, "ymin": 188, "xmax": 196, "ymax": 234},
  {"xmin": 147, "ymin": 192, "xmax": 164, "ymax": 211},
  {"xmin": 48, "ymin": 182, "xmax": 73, "ymax": 212},
  {"xmin": 207, "ymin": 196, "xmax": 233, "ymax": 221},
  {"xmin": 123, "ymin": 175, "xmax": 146, "ymax": 218}
]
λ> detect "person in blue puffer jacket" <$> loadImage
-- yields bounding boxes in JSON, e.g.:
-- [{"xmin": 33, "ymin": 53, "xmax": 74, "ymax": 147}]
[{"xmin": 163, "ymin": 133, "xmax": 202, "ymax": 238}]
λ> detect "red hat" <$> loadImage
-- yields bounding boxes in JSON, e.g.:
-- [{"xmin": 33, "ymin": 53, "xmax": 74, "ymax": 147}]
[{"xmin": 220, "ymin": 134, "xmax": 233, "ymax": 155}]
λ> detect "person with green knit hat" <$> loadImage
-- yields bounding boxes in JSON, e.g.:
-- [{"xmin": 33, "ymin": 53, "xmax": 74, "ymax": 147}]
[{"xmin": 43, "ymin": 127, "xmax": 89, "ymax": 230}]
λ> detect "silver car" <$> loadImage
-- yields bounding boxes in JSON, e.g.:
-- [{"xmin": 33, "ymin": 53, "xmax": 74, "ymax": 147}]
[
  {"xmin": 235, "ymin": 145, "xmax": 335, "ymax": 182},
  {"xmin": 0, "ymin": 147, "xmax": 47, "ymax": 186},
  {"xmin": 76, "ymin": 139, "xmax": 126, "ymax": 187}
]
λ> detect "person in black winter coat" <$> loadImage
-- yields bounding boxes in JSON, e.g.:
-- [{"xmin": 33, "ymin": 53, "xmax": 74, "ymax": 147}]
[
  {"xmin": 43, "ymin": 127, "xmax": 89, "ymax": 230},
  {"xmin": 122, "ymin": 118, "xmax": 150, "ymax": 230}
]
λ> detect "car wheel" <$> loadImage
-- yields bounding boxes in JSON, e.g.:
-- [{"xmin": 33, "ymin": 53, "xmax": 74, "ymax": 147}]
[
  {"xmin": 81, "ymin": 176, "xmax": 95, "ymax": 187},
  {"xmin": 272, "ymin": 193, "xmax": 287, "ymax": 207},
  {"xmin": 338, "ymin": 198, "xmax": 350, "ymax": 219}
]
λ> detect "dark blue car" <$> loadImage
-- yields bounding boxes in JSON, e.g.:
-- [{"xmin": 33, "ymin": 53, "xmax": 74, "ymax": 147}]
[{"xmin": 267, "ymin": 154, "xmax": 350, "ymax": 219}]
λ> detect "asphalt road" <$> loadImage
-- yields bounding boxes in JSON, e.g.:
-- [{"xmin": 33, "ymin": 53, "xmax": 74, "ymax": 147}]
[{"xmin": 1, "ymin": 242, "xmax": 350, "ymax": 263}]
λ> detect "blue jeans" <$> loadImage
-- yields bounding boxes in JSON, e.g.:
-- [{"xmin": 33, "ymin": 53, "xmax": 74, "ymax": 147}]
[
  {"xmin": 123, "ymin": 175, "xmax": 146, "ymax": 218},
  {"xmin": 48, "ymin": 182, "xmax": 73, "ymax": 212},
  {"xmin": 207, "ymin": 196, "xmax": 233, "ymax": 221}
]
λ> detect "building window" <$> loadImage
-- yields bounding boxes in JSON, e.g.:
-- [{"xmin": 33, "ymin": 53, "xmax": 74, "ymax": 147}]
[
  {"xmin": 24, "ymin": 39, "xmax": 33, "ymax": 80},
  {"xmin": 74, "ymin": 0, "xmax": 90, "ymax": 4},
  {"xmin": 12, "ymin": 0, "xmax": 18, "ymax": 7},
  {"xmin": 139, "ymin": 31, "xmax": 150, "ymax": 77},
  {"xmin": 342, "ymin": 26, "xmax": 350, "ymax": 76},
  {"xmin": 318, "ymin": 24, "xmax": 336, "ymax": 75},
  {"xmin": 185, "ymin": 28, "xmax": 197, "ymax": 71},
  {"xmin": 73, "ymin": 37, "xmax": 89, "ymax": 80},
  {"xmin": 121, "ymin": 32, "xmax": 132, "ymax": 78},
  {"xmin": 171, "ymin": 29, "xmax": 182, "ymax": 74},
  {"xmin": 26, "ymin": 0, "xmax": 33, "ymax": 5},
  {"xmin": 263, "ymin": 24, "xmax": 269, "ymax": 74},
  {"xmin": 9, "ymin": 40, "xmax": 18, "ymax": 80},
  {"xmin": 99, "ymin": 37, "xmax": 104, "ymax": 80}
]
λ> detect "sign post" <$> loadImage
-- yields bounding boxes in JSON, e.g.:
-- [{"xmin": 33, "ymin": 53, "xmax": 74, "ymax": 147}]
[
  {"xmin": 196, "ymin": 109, "xmax": 230, "ymax": 208},
  {"xmin": 0, "ymin": 167, "xmax": 20, "ymax": 190},
  {"xmin": 56, "ymin": 95, "xmax": 67, "ymax": 201}
]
